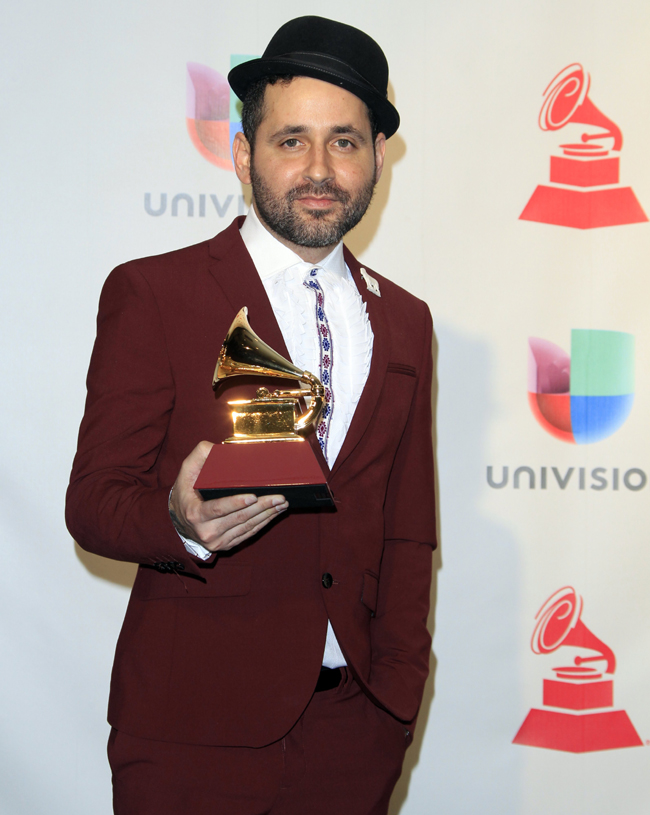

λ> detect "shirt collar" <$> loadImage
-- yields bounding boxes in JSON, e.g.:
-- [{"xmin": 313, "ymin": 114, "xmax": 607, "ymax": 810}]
[{"xmin": 240, "ymin": 204, "xmax": 348, "ymax": 281}]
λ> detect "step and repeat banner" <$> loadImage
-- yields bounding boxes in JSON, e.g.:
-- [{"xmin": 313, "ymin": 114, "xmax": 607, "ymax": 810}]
[{"xmin": 3, "ymin": 2, "xmax": 650, "ymax": 814}]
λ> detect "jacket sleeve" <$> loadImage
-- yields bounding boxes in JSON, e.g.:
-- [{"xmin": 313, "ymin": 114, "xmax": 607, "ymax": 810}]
[
  {"xmin": 65, "ymin": 264, "xmax": 204, "ymax": 571},
  {"xmin": 371, "ymin": 302, "xmax": 436, "ymax": 723}
]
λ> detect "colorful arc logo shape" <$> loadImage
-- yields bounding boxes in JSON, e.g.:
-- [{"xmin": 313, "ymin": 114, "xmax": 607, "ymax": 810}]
[
  {"xmin": 186, "ymin": 56, "xmax": 256, "ymax": 171},
  {"xmin": 528, "ymin": 329, "xmax": 634, "ymax": 444}
]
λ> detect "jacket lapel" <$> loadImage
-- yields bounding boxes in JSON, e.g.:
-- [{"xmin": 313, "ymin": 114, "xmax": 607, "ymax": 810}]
[
  {"xmin": 329, "ymin": 247, "xmax": 391, "ymax": 480},
  {"xmin": 207, "ymin": 218, "xmax": 290, "ymax": 361}
]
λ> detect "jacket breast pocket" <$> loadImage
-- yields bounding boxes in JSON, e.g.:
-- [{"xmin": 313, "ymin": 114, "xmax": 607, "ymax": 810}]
[
  {"xmin": 386, "ymin": 362, "xmax": 416, "ymax": 377},
  {"xmin": 136, "ymin": 562, "xmax": 253, "ymax": 600}
]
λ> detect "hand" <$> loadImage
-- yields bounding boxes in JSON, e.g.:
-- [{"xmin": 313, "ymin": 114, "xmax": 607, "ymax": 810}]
[{"xmin": 169, "ymin": 441, "xmax": 288, "ymax": 553}]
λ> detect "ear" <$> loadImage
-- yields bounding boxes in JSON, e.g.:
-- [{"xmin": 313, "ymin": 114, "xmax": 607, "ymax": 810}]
[
  {"xmin": 373, "ymin": 133, "xmax": 387, "ymax": 182},
  {"xmin": 232, "ymin": 131, "xmax": 252, "ymax": 184}
]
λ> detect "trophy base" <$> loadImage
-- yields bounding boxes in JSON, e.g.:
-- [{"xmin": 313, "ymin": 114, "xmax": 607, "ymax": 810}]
[
  {"xmin": 519, "ymin": 184, "xmax": 647, "ymax": 229},
  {"xmin": 193, "ymin": 440, "xmax": 334, "ymax": 509},
  {"xmin": 513, "ymin": 707, "xmax": 643, "ymax": 753}
]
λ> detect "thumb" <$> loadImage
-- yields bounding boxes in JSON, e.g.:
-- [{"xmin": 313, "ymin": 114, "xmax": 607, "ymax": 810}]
[{"xmin": 181, "ymin": 440, "xmax": 215, "ymax": 487}]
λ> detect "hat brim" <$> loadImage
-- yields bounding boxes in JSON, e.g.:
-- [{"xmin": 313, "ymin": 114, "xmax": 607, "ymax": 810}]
[{"xmin": 229, "ymin": 53, "xmax": 399, "ymax": 139}]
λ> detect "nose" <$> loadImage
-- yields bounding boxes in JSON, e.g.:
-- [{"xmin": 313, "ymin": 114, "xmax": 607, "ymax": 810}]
[{"xmin": 304, "ymin": 143, "xmax": 333, "ymax": 186}]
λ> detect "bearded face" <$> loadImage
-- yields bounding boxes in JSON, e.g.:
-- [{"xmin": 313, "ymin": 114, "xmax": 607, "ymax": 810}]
[
  {"xmin": 234, "ymin": 77, "xmax": 385, "ymax": 254},
  {"xmin": 250, "ymin": 166, "xmax": 376, "ymax": 248}
]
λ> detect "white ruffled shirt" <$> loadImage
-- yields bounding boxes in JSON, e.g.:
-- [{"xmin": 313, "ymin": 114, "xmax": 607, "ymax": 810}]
[{"xmin": 184, "ymin": 206, "xmax": 374, "ymax": 668}]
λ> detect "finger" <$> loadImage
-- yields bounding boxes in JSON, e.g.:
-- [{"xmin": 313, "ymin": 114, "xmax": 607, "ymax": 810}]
[
  {"xmin": 218, "ymin": 502, "xmax": 289, "ymax": 550},
  {"xmin": 200, "ymin": 492, "xmax": 258, "ymax": 520},
  {"xmin": 207, "ymin": 499, "xmax": 288, "ymax": 550},
  {"xmin": 180, "ymin": 441, "xmax": 215, "ymax": 483},
  {"xmin": 186, "ymin": 493, "xmax": 254, "ymax": 531},
  {"xmin": 190, "ymin": 496, "xmax": 288, "ymax": 549},
  {"xmin": 199, "ymin": 493, "xmax": 286, "ymax": 524},
  {"xmin": 172, "ymin": 442, "xmax": 215, "ymax": 510},
  {"xmin": 202, "ymin": 499, "xmax": 287, "ymax": 543}
]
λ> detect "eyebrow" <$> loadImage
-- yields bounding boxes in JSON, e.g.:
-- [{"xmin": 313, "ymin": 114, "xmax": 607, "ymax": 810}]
[
  {"xmin": 267, "ymin": 125, "xmax": 308, "ymax": 141},
  {"xmin": 331, "ymin": 125, "xmax": 368, "ymax": 143},
  {"xmin": 267, "ymin": 124, "xmax": 369, "ymax": 144}
]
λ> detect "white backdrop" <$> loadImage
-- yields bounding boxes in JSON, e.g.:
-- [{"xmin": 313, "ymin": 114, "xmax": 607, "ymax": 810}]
[{"xmin": 3, "ymin": 2, "xmax": 650, "ymax": 813}]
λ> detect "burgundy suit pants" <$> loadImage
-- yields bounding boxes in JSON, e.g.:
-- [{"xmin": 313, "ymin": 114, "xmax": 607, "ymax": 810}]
[{"xmin": 108, "ymin": 670, "xmax": 409, "ymax": 815}]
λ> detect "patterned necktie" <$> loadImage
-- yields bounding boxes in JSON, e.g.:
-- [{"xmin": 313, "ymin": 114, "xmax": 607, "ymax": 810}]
[{"xmin": 304, "ymin": 268, "xmax": 334, "ymax": 459}]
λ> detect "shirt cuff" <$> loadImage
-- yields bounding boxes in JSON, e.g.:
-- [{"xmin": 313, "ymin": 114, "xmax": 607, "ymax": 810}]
[
  {"xmin": 169, "ymin": 487, "xmax": 212, "ymax": 560},
  {"xmin": 180, "ymin": 534, "xmax": 212, "ymax": 561}
]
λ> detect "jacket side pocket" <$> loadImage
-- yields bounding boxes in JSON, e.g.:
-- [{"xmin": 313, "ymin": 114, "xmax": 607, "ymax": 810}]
[{"xmin": 361, "ymin": 571, "xmax": 379, "ymax": 616}]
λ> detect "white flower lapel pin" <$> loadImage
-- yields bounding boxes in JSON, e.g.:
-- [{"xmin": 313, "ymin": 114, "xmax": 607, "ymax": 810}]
[{"xmin": 360, "ymin": 268, "xmax": 381, "ymax": 297}]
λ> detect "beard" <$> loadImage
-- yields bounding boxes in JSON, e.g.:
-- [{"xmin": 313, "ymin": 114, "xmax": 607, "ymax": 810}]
[{"xmin": 249, "ymin": 164, "xmax": 376, "ymax": 248}]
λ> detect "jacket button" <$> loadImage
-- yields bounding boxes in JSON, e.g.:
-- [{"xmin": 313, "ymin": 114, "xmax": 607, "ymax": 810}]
[{"xmin": 322, "ymin": 573, "xmax": 333, "ymax": 589}]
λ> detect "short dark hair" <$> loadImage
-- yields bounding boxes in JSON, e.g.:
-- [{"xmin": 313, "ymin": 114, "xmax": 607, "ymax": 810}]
[
  {"xmin": 241, "ymin": 75, "xmax": 293, "ymax": 149},
  {"xmin": 240, "ymin": 75, "xmax": 380, "ymax": 152}
]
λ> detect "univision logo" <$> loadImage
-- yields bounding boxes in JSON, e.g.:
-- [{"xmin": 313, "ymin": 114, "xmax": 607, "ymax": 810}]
[
  {"xmin": 487, "ymin": 465, "xmax": 646, "ymax": 491},
  {"xmin": 143, "ymin": 56, "xmax": 257, "ymax": 219},
  {"xmin": 186, "ymin": 56, "xmax": 256, "ymax": 171},
  {"xmin": 528, "ymin": 330, "xmax": 634, "ymax": 444}
]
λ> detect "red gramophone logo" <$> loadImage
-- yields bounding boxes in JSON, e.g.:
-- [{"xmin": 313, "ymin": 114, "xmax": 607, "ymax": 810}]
[
  {"xmin": 513, "ymin": 586, "xmax": 642, "ymax": 753},
  {"xmin": 519, "ymin": 64, "xmax": 647, "ymax": 229}
]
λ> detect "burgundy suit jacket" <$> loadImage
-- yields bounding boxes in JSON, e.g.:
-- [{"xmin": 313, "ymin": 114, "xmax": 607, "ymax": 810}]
[{"xmin": 66, "ymin": 218, "xmax": 436, "ymax": 748}]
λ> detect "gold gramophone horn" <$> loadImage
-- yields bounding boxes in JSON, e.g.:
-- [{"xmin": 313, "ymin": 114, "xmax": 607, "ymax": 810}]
[{"xmin": 213, "ymin": 307, "xmax": 325, "ymax": 442}]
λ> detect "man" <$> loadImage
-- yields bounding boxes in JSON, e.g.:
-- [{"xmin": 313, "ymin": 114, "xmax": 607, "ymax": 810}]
[{"xmin": 67, "ymin": 16, "xmax": 436, "ymax": 815}]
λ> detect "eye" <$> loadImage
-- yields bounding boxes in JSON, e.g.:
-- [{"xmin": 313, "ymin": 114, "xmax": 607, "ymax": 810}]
[
  {"xmin": 281, "ymin": 138, "xmax": 301, "ymax": 148},
  {"xmin": 334, "ymin": 138, "xmax": 354, "ymax": 149}
]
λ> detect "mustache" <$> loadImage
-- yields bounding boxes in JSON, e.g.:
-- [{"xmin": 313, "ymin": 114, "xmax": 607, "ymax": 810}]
[{"xmin": 286, "ymin": 182, "xmax": 351, "ymax": 205}]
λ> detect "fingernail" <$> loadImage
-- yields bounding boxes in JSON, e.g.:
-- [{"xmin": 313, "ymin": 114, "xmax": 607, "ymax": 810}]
[
  {"xmin": 244, "ymin": 495, "xmax": 257, "ymax": 506},
  {"xmin": 272, "ymin": 496, "xmax": 286, "ymax": 506},
  {"xmin": 276, "ymin": 501, "xmax": 289, "ymax": 512}
]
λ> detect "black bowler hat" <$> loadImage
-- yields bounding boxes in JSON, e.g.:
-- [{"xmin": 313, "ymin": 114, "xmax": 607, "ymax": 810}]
[{"xmin": 228, "ymin": 16, "xmax": 400, "ymax": 138}]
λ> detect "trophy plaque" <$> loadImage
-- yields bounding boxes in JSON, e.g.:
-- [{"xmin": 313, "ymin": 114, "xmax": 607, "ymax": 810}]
[{"xmin": 193, "ymin": 307, "xmax": 334, "ymax": 508}]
